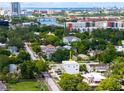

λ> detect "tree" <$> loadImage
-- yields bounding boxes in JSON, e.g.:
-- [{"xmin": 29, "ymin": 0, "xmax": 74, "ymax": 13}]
[
  {"xmin": 20, "ymin": 61, "xmax": 35, "ymax": 79},
  {"xmin": 51, "ymin": 49, "xmax": 69, "ymax": 62},
  {"xmin": 96, "ymin": 77, "xmax": 121, "ymax": 91},
  {"xmin": 79, "ymin": 64, "xmax": 87, "ymax": 72},
  {"xmin": 0, "ymin": 49, "xmax": 11, "ymax": 56},
  {"xmin": 54, "ymin": 29, "xmax": 64, "ymax": 38},
  {"xmin": 9, "ymin": 56, "xmax": 20, "ymax": 64},
  {"xmin": 45, "ymin": 35, "xmax": 60, "ymax": 46},
  {"xmin": 34, "ymin": 60, "xmax": 48, "ymax": 74},
  {"xmin": 59, "ymin": 73, "xmax": 82, "ymax": 91},
  {"xmin": 71, "ymin": 41, "xmax": 87, "ymax": 54},
  {"xmin": 0, "ymin": 55, "xmax": 9, "ymax": 72},
  {"xmin": 111, "ymin": 57, "xmax": 124, "ymax": 78},
  {"xmin": 76, "ymin": 82, "xmax": 91, "ymax": 91},
  {"xmin": 7, "ymin": 73, "xmax": 18, "ymax": 84},
  {"xmin": 20, "ymin": 60, "xmax": 48, "ymax": 79},
  {"xmin": 17, "ymin": 50, "xmax": 31, "ymax": 63},
  {"xmin": 8, "ymin": 37, "xmax": 24, "ymax": 49},
  {"xmin": 0, "ymin": 31, "xmax": 7, "ymax": 43},
  {"xmin": 0, "ymin": 36, "xmax": 7, "ymax": 43},
  {"xmin": 97, "ymin": 43, "xmax": 116, "ymax": 63},
  {"xmin": 31, "ymin": 44, "xmax": 41, "ymax": 54},
  {"xmin": 0, "ymin": 73, "xmax": 8, "ymax": 82}
]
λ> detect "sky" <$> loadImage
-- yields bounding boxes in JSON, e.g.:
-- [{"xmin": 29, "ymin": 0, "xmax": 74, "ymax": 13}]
[{"xmin": 1, "ymin": 2, "xmax": 124, "ymax": 9}]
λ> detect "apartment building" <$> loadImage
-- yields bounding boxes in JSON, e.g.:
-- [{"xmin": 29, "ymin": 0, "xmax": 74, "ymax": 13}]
[
  {"xmin": 66, "ymin": 17, "xmax": 124, "ymax": 32},
  {"xmin": 67, "ymin": 21, "xmax": 124, "ymax": 32}
]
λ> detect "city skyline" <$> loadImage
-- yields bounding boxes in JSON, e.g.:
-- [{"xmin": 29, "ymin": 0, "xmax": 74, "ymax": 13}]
[{"xmin": 1, "ymin": 2, "xmax": 124, "ymax": 9}]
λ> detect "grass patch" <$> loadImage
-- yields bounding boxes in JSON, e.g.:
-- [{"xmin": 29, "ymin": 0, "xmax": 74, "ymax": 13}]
[{"xmin": 7, "ymin": 80, "xmax": 48, "ymax": 91}]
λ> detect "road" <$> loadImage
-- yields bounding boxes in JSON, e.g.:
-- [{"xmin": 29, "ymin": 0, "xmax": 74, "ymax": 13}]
[
  {"xmin": 43, "ymin": 72, "xmax": 60, "ymax": 91},
  {"xmin": 0, "ymin": 81, "xmax": 6, "ymax": 91},
  {"xmin": 25, "ymin": 42, "xmax": 60, "ymax": 91},
  {"xmin": 24, "ymin": 42, "xmax": 40, "ymax": 61}
]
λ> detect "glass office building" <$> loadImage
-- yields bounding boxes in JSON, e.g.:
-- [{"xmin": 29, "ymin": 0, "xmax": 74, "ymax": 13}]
[{"xmin": 11, "ymin": 2, "xmax": 21, "ymax": 16}]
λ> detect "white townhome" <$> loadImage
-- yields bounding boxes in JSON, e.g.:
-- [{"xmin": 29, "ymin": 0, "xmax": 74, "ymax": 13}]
[{"xmin": 62, "ymin": 60, "xmax": 79, "ymax": 74}]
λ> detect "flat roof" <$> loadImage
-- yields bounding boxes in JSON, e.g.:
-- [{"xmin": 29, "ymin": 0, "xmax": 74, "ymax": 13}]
[{"xmin": 62, "ymin": 61, "xmax": 79, "ymax": 64}]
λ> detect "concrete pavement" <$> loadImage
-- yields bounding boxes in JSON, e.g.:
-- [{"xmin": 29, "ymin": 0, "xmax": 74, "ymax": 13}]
[
  {"xmin": 0, "ymin": 81, "xmax": 6, "ymax": 91},
  {"xmin": 43, "ymin": 72, "xmax": 60, "ymax": 91},
  {"xmin": 25, "ymin": 42, "xmax": 60, "ymax": 91},
  {"xmin": 24, "ymin": 42, "xmax": 40, "ymax": 61}
]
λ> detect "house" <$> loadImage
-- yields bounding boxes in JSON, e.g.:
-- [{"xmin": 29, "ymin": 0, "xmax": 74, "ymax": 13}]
[
  {"xmin": 9, "ymin": 64, "xmax": 17, "ymax": 73},
  {"xmin": 85, "ymin": 62, "xmax": 109, "ymax": 72},
  {"xmin": 63, "ymin": 36, "xmax": 81, "ymax": 45},
  {"xmin": 22, "ymin": 22, "xmax": 32, "ymax": 26},
  {"xmin": 82, "ymin": 72, "xmax": 106, "ymax": 87},
  {"xmin": 40, "ymin": 44, "xmax": 56, "ymax": 59},
  {"xmin": 87, "ymin": 49, "xmax": 101, "ymax": 57},
  {"xmin": 0, "ymin": 43, "xmax": 6, "ymax": 48},
  {"xmin": 115, "ymin": 40, "xmax": 124, "ymax": 52},
  {"xmin": 63, "ymin": 45, "xmax": 71, "ymax": 50},
  {"xmin": 78, "ymin": 54, "xmax": 89, "ymax": 61},
  {"xmin": 8, "ymin": 46, "xmax": 19, "ymax": 56},
  {"xmin": 62, "ymin": 60, "xmax": 79, "ymax": 74},
  {"xmin": 34, "ymin": 32, "xmax": 40, "ymax": 35}
]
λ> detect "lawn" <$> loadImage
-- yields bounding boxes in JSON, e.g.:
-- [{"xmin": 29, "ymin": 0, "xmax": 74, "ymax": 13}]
[{"xmin": 7, "ymin": 80, "xmax": 48, "ymax": 91}]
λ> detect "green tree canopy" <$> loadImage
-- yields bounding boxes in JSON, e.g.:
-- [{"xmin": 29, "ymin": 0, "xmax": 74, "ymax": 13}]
[
  {"xmin": 20, "ymin": 60, "xmax": 48, "ymax": 79},
  {"xmin": 0, "ymin": 55, "xmax": 9, "ymax": 72},
  {"xmin": 97, "ymin": 43, "xmax": 117, "ymax": 63},
  {"xmin": 96, "ymin": 77, "xmax": 121, "ymax": 91},
  {"xmin": 20, "ymin": 61, "xmax": 35, "ymax": 79},
  {"xmin": 111, "ymin": 57, "xmax": 124, "ymax": 79},
  {"xmin": 51, "ymin": 49, "xmax": 69, "ymax": 62},
  {"xmin": 76, "ymin": 82, "xmax": 91, "ymax": 91},
  {"xmin": 34, "ymin": 60, "xmax": 48, "ymax": 74},
  {"xmin": 17, "ymin": 50, "xmax": 31, "ymax": 63},
  {"xmin": 59, "ymin": 73, "xmax": 83, "ymax": 91},
  {"xmin": 79, "ymin": 64, "xmax": 87, "ymax": 72},
  {"xmin": 0, "ymin": 49, "xmax": 11, "ymax": 56}
]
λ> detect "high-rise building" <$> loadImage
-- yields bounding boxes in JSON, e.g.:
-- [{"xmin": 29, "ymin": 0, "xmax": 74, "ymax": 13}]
[
  {"xmin": 11, "ymin": 2, "xmax": 21, "ymax": 17},
  {"xmin": 0, "ymin": 8, "xmax": 4, "ymax": 15}
]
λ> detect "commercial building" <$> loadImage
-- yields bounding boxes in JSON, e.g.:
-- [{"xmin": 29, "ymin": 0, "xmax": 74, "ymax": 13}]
[
  {"xmin": 33, "ymin": 10, "xmax": 64, "ymax": 15},
  {"xmin": 37, "ymin": 17, "xmax": 57, "ymax": 26},
  {"xmin": 11, "ymin": 2, "xmax": 21, "ymax": 17},
  {"xmin": 21, "ymin": 9, "xmax": 33, "ymax": 17}
]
